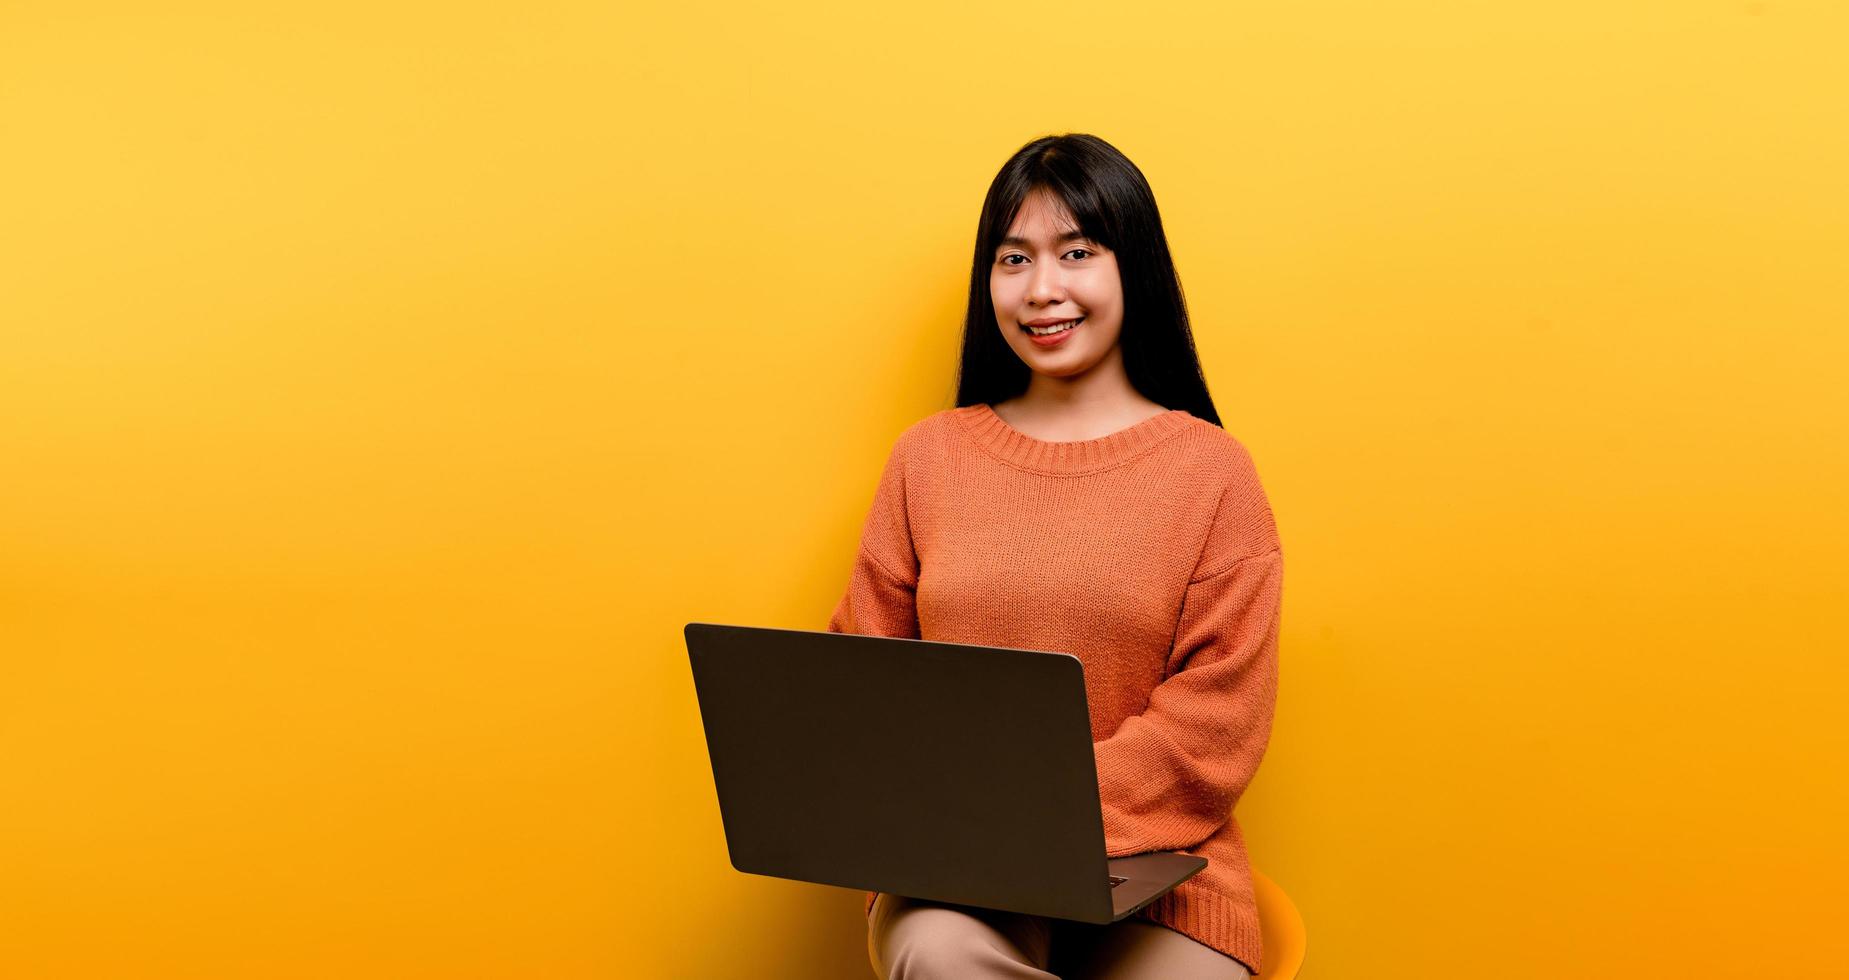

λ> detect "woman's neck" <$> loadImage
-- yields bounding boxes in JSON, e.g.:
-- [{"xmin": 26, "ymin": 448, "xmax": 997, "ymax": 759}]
[{"xmin": 990, "ymin": 382, "xmax": 1171, "ymax": 444}]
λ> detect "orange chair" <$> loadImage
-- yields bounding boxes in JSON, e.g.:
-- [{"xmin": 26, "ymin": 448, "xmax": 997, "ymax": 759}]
[{"xmin": 1251, "ymin": 869, "xmax": 1306, "ymax": 980}]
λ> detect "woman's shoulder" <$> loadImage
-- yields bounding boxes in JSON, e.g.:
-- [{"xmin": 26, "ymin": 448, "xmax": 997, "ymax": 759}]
[
  {"xmin": 1173, "ymin": 415, "xmax": 1267, "ymax": 484},
  {"xmin": 1171, "ymin": 417, "xmax": 1280, "ymax": 561},
  {"xmin": 886, "ymin": 405, "xmax": 979, "ymax": 454},
  {"xmin": 860, "ymin": 408, "xmax": 964, "ymax": 477}
]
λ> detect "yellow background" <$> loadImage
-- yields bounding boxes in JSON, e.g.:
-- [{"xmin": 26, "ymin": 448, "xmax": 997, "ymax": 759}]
[{"xmin": 4, "ymin": 1, "xmax": 1846, "ymax": 977}]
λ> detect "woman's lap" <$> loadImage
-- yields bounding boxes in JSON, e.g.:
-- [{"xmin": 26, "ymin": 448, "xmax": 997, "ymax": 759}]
[
  {"xmin": 867, "ymin": 892, "xmax": 1054, "ymax": 978},
  {"xmin": 868, "ymin": 893, "xmax": 1252, "ymax": 980},
  {"xmin": 1051, "ymin": 919, "xmax": 1253, "ymax": 980}
]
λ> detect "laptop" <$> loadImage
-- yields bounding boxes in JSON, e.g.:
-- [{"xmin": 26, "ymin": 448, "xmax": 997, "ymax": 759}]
[{"xmin": 683, "ymin": 622, "xmax": 1207, "ymax": 924}]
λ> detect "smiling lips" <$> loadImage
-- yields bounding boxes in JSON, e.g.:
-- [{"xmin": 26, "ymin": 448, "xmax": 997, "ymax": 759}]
[{"xmin": 1022, "ymin": 316, "xmax": 1083, "ymax": 346}]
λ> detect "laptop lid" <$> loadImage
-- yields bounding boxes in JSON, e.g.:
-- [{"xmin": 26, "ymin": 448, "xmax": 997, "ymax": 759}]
[{"xmin": 684, "ymin": 622, "xmax": 1122, "ymax": 923}]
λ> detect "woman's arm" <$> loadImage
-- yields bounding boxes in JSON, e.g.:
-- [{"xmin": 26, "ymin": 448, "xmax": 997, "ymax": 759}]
[
  {"xmin": 827, "ymin": 436, "xmax": 920, "ymax": 920},
  {"xmin": 826, "ymin": 436, "xmax": 919, "ymax": 639},
  {"xmin": 1093, "ymin": 472, "xmax": 1284, "ymax": 856}
]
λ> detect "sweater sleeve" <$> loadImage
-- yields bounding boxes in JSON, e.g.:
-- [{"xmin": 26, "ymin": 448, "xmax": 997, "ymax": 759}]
[
  {"xmin": 1092, "ymin": 478, "xmax": 1283, "ymax": 856},
  {"xmin": 826, "ymin": 435, "xmax": 919, "ymax": 640},
  {"xmin": 829, "ymin": 436, "xmax": 921, "ymax": 922}
]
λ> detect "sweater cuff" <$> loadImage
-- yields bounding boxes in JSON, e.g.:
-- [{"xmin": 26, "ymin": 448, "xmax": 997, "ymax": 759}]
[{"xmin": 1139, "ymin": 883, "xmax": 1264, "ymax": 977}]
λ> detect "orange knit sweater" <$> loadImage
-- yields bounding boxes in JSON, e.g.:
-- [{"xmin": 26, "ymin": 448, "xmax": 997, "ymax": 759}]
[{"xmin": 826, "ymin": 402, "xmax": 1283, "ymax": 976}]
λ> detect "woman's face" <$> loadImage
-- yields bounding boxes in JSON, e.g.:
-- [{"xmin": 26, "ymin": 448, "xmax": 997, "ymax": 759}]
[{"xmin": 990, "ymin": 188, "xmax": 1125, "ymax": 379}]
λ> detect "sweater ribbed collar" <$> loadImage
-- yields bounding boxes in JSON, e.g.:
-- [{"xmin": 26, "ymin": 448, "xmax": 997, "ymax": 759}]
[{"xmin": 952, "ymin": 403, "xmax": 1194, "ymax": 475}]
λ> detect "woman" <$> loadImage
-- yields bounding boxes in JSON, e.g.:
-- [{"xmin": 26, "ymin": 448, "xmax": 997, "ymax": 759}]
[{"xmin": 828, "ymin": 133, "xmax": 1283, "ymax": 979}]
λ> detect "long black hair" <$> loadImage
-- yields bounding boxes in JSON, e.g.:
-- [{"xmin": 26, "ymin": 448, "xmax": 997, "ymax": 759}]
[{"xmin": 952, "ymin": 133, "xmax": 1222, "ymax": 428}]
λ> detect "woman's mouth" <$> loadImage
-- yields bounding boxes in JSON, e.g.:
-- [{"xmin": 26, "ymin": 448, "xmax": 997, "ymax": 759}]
[{"xmin": 1022, "ymin": 317, "xmax": 1083, "ymax": 347}]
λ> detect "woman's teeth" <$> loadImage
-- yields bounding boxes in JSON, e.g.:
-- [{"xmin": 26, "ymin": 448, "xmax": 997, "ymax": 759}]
[{"xmin": 1025, "ymin": 318, "xmax": 1083, "ymax": 336}]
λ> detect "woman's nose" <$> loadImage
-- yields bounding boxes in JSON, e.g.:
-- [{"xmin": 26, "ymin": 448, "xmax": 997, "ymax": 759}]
[{"xmin": 1026, "ymin": 262, "xmax": 1064, "ymax": 305}]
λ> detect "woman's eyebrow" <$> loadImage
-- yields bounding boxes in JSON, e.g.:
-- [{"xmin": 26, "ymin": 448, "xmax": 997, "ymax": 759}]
[{"xmin": 998, "ymin": 230, "xmax": 1091, "ymax": 249}]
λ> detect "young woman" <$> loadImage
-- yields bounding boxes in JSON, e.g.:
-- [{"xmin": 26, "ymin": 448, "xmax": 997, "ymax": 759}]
[{"xmin": 828, "ymin": 133, "xmax": 1283, "ymax": 979}]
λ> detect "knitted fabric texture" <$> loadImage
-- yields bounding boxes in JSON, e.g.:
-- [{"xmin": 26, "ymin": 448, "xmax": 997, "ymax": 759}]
[{"xmin": 826, "ymin": 403, "xmax": 1284, "ymax": 976}]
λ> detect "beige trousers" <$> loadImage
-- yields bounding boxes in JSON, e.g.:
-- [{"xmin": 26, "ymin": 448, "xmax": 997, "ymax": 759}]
[{"xmin": 867, "ymin": 892, "xmax": 1254, "ymax": 980}]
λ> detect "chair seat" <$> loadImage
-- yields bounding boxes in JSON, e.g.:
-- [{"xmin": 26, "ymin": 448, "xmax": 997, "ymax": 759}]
[{"xmin": 1252, "ymin": 868, "xmax": 1306, "ymax": 980}]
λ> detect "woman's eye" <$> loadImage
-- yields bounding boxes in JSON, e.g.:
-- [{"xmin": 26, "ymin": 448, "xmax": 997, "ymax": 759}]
[{"xmin": 999, "ymin": 250, "xmax": 1088, "ymax": 265}]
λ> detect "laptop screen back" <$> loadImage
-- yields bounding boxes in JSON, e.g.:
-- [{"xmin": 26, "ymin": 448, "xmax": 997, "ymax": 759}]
[{"xmin": 685, "ymin": 623, "xmax": 1116, "ymax": 923}]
